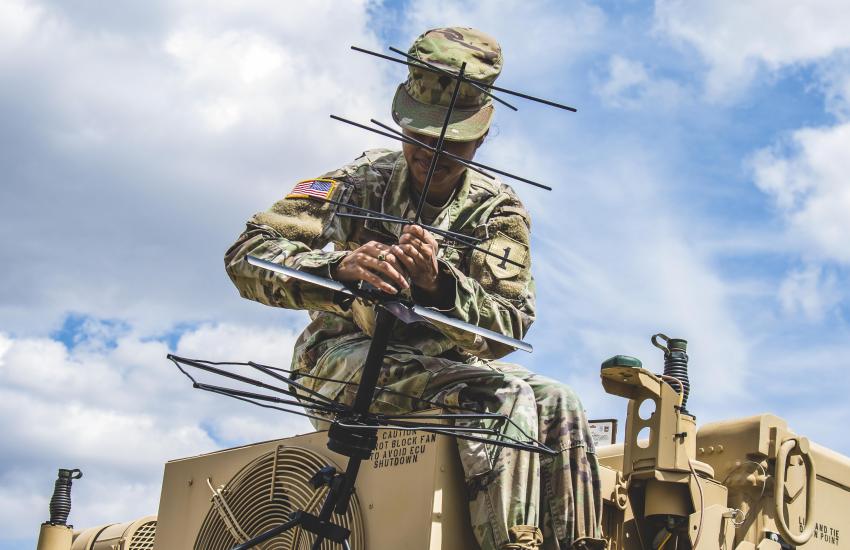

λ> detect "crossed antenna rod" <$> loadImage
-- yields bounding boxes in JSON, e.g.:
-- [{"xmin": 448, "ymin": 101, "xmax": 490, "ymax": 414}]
[
  {"xmin": 351, "ymin": 45, "xmax": 578, "ymax": 113},
  {"xmin": 321, "ymin": 43, "xmax": 575, "ymax": 269}
]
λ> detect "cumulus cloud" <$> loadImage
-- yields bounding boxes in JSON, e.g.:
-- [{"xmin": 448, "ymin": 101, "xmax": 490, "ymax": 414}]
[
  {"xmin": 0, "ymin": 0, "xmax": 392, "ymax": 335},
  {"xmin": 401, "ymin": 0, "xmax": 606, "ymax": 82},
  {"xmin": 0, "ymin": 321, "xmax": 309, "ymax": 538},
  {"xmin": 778, "ymin": 265, "xmax": 842, "ymax": 321},
  {"xmin": 654, "ymin": 0, "xmax": 850, "ymax": 99},
  {"xmin": 592, "ymin": 55, "xmax": 684, "ymax": 109},
  {"xmin": 750, "ymin": 122, "xmax": 850, "ymax": 263},
  {"xmin": 4, "ymin": 2, "xmax": 850, "ymax": 546}
]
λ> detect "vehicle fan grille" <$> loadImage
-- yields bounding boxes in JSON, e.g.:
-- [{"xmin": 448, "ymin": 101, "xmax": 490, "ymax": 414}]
[
  {"xmin": 128, "ymin": 520, "xmax": 157, "ymax": 549},
  {"xmin": 194, "ymin": 445, "xmax": 365, "ymax": 549}
]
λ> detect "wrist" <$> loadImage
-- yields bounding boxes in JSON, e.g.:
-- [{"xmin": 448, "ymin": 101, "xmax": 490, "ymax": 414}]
[
  {"xmin": 327, "ymin": 251, "xmax": 349, "ymax": 280},
  {"xmin": 412, "ymin": 267, "xmax": 452, "ymax": 309},
  {"xmin": 416, "ymin": 276, "xmax": 439, "ymax": 294}
]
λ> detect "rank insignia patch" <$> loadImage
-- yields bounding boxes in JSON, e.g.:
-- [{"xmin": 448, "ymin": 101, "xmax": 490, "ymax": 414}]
[{"xmin": 286, "ymin": 178, "xmax": 338, "ymax": 201}]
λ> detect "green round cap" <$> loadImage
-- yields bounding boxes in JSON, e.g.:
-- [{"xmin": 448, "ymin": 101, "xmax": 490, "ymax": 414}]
[{"xmin": 600, "ymin": 355, "xmax": 643, "ymax": 371}]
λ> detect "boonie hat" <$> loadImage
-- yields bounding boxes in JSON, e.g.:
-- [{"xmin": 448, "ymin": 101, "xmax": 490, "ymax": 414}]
[{"xmin": 392, "ymin": 27, "xmax": 502, "ymax": 142}]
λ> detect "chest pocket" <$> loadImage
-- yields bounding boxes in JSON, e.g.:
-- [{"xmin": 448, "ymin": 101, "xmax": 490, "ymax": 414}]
[{"xmin": 438, "ymin": 243, "xmax": 464, "ymax": 267}]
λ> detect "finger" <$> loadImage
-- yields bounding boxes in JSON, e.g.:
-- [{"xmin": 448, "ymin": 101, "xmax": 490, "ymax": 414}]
[
  {"xmin": 360, "ymin": 241, "xmax": 390, "ymax": 255},
  {"xmin": 359, "ymin": 244, "xmax": 408, "ymax": 279},
  {"xmin": 392, "ymin": 244, "xmax": 417, "ymax": 273},
  {"xmin": 401, "ymin": 235, "xmax": 437, "ymax": 270},
  {"xmin": 403, "ymin": 224, "xmax": 428, "ymax": 241},
  {"xmin": 353, "ymin": 266, "xmax": 398, "ymax": 294},
  {"xmin": 360, "ymin": 253, "xmax": 409, "ymax": 289},
  {"xmin": 420, "ymin": 229, "xmax": 439, "ymax": 250},
  {"xmin": 398, "ymin": 242, "xmax": 428, "ymax": 271},
  {"xmin": 399, "ymin": 234, "xmax": 429, "ymax": 255}
]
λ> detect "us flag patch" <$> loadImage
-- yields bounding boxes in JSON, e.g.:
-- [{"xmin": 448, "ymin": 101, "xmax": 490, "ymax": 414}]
[{"xmin": 286, "ymin": 178, "xmax": 338, "ymax": 200}]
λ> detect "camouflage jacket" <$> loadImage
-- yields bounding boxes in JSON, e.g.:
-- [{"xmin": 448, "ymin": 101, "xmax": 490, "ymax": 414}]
[{"xmin": 224, "ymin": 149, "xmax": 535, "ymax": 374}]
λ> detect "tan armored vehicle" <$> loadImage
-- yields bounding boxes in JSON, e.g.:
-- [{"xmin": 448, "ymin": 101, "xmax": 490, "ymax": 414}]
[{"xmin": 35, "ymin": 334, "xmax": 850, "ymax": 550}]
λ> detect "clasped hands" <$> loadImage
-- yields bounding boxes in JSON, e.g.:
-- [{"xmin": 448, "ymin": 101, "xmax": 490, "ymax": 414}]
[{"xmin": 335, "ymin": 225, "xmax": 439, "ymax": 295}]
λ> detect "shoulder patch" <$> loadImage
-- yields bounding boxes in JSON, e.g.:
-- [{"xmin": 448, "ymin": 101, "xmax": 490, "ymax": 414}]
[
  {"xmin": 485, "ymin": 231, "xmax": 529, "ymax": 279},
  {"xmin": 286, "ymin": 178, "xmax": 339, "ymax": 201}
]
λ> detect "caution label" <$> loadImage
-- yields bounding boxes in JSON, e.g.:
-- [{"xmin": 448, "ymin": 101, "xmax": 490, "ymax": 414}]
[{"xmin": 369, "ymin": 430, "xmax": 437, "ymax": 470}]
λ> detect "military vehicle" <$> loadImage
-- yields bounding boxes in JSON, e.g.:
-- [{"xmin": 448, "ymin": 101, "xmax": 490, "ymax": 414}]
[{"xmin": 34, "ymin": 332, "xmax": 850, "ymax": 550}]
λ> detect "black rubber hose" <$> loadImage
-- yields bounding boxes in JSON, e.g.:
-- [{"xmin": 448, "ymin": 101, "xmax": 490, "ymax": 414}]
[
  {"xmin": 664, "ymin": 346, "xmax": 691, "ymax": 415},
  {"xmin": 48, "ymin": 468, "xmax": 82, "ymax": 525},
  {"xmin": 652, "ymin": 334, "xmax": 692, "ymax": 416}
]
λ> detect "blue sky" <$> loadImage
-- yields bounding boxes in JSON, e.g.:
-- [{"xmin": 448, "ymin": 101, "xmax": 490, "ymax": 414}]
[{"xmin": 2, "ymin": 0, "xmax": 850, "ymax": 546}]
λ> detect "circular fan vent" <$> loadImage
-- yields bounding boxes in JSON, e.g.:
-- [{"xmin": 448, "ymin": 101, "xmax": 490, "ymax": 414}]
[
  {"xmin": 127, "ymin": 520, "xmax": 157, "ymax": 549},
  {"xmin": 195, "ymin": 446, "xmax": 365, "ymax": 550}
]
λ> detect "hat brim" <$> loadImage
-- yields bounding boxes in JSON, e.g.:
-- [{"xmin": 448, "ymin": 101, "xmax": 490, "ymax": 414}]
[{"xmin": 391, "ymin": 84, "xmax": 494, "ymax": 142}]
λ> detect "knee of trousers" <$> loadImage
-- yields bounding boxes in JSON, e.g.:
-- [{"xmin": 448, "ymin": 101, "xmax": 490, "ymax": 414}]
[
  {"xmin": 502, "ymin": 376, "xmax": 538, "ymax": 409},
  {"xmin": 537, "ymin": 382, "xmax": 585, "ymax": 414}
]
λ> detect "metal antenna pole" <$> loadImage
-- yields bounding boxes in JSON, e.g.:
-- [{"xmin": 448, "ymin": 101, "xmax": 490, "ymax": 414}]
[
  {"xmin": 414, "ymin": 62, "xmax": 466, "ymax": 224},
  {"xmin": 231, "ymin": 307, "xmax": 397, "ymax": 550}
]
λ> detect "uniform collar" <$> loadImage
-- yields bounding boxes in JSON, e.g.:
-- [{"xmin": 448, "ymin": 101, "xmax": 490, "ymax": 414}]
[{"xmin": 378, "ymin": 154, "xmax": 472, "ymax": 239}]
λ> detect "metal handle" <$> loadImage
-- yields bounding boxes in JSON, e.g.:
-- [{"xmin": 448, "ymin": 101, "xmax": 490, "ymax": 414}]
[{"xmin": 774, "ymin": 438, "xmax": 816, "ymax": 545}]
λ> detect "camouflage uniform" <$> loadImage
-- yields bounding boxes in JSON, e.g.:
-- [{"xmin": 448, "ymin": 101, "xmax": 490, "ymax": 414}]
[{"xmin": 225, "ymin": 149, "xmax": 602, "ymax": 549}]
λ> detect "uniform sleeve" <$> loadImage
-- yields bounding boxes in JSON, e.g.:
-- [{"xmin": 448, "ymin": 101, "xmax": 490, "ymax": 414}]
[
  {"xmin": 416, "ymin": 197, "xmax": 536, "ymax": 360},
  {"xmin": 224, "ymin": 181, "xmax": 354, "ymax": 314}
]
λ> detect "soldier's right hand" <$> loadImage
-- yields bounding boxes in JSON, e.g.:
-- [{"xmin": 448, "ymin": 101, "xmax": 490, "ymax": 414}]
[{"xmin": 334, "ymin": 241, "xmax": 410, "ymax": 295}]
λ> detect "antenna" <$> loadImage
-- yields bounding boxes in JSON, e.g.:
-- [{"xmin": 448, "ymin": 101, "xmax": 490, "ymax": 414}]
[{"xmin": 322, "ymin": 43, "xmax": 575, "ymax": 269}]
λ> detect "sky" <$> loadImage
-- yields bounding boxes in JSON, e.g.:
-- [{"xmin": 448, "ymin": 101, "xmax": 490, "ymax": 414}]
[{"xmin": 2, "ymin": 0, "xmax": 850, "ymax": 547}]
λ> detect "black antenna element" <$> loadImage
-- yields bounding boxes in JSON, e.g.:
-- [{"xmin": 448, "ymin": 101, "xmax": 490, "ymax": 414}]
[
  {"xmin": 352, "ymin": 45, "xmax": 577, "ymax": 112},
  {"xmin": 330, "ymin": 115, "xmax": 551, "ymax": 190},
  {"xmin": 369, "ymin": 119, "xmax": 551, "ymax": 190},
  {"xmin": 319, "ymin": 196, "xmax": 482, "ymax": 244},
  {"xmin": 414, "ymin": 61, "xmax": 467, "ymax": 223},
  {"xmin": 387, "ymin": 46, "xmax": 519, "ymax": 111},
  {"xmin": 351, "ymin": 46, "xmax": 514, "ymax": 111}
]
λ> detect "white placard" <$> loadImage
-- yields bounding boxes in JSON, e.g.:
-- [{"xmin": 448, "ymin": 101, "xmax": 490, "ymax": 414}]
[{"xmin": 588, "ymin": 419, "xmax": 617, "ymax": 447}]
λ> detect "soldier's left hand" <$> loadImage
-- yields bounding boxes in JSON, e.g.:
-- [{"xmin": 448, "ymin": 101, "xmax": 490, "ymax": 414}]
[{"xmin": 392, "ymin": 225, "xmax": 439, "ymax": 292}]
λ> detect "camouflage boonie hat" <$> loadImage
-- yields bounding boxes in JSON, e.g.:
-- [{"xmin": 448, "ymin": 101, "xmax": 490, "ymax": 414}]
[{"xmin": 392, "ymin": 27, "xmax": 502, "ymax": 142}]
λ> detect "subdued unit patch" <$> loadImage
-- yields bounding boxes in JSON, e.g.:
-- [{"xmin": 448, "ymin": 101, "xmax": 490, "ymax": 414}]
[
  {"xmin": 470, "ymin": 213, "xmax": 531, "ymax": 299},
  {"xmin": 485, "ymin": 232, "xmax": 528, "ymax": 280}
]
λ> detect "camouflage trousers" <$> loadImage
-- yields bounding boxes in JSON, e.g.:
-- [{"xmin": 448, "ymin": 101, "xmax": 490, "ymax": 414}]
[{"xmin": 300, "ymin": 338, "xmax": 602, "ymax": 550}]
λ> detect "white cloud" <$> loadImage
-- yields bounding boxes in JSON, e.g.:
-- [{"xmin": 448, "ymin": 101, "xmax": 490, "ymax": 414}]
[
  {"xmin": 0, "ymin": 0, "xmax": 392, "ymax": 335},
  {"xmin": 818, "ymin": 52, "xmax": 850, "ymax": 119},
  {"xmin": 751, "ymin": 122, "xmax": 850, "ymax": 263},
  {"xmin": 0, "ymin": 0, "xmax": 43, "ymax": 51},
  {"xmin": 778, "ymin": 265, "xmax": 842, "ymax": 321},
  {"xmin": 593, "ymin": 55, "xmax": 684, "ymax": 109},
  {"xmin": 401, "ymin": 0, "xmax": 606, "ymax": 82},
  {"xmin": 654, "ymin": 0, "xmax": 850, "ymax": 99},
  {"xmin": 3, "ymin": 2, "xmax": 850, "ymax": 545},
  {"xmin": 0, "ymin": 322, "xmax": 310, "ymax": 538},
  {"xmin": 476, "ymin": 133, "xmax": 752, "ymax": 419}
]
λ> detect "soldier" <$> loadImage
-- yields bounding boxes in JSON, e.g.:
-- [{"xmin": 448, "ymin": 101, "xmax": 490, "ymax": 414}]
[{"xmin": 225, "ymin": 27, "xmax": 602, "ymax": 550}]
